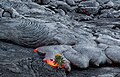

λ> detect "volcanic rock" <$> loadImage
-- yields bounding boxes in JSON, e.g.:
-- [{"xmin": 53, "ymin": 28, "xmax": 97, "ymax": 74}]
[
  {"xmin": 77, "ymin": 0, "xmax": 100, "ymax": 15},
  {"xmin": 1, "ymin": 0, "xmax": 120, "ymax": 77}
]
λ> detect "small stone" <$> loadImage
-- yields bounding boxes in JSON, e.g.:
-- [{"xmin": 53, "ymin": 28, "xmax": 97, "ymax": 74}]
[
  {"xmin": 57, "ymin": 9, "xmax": 66, "ymax": 16},
  {"xmin": 104, "ymin": 1, "xmax": 114, "ymax": 8},
  {"xmin": 77, "ymin": 0, "xmax": 100, "ymax": 15},
  {"xmin": 42, "ymin": 0, "xmax": 50, "ymax": 4},
  {"xmin": 56, "ymin": 1, "xmax": 72, "ymax": 12},
  {"xmin": 66, "ymin": 0, "xmax": 76, "ymax": 6},
  {"xmin": 96, "ymin": 0, "xmax": 109, "ymax": 5}
]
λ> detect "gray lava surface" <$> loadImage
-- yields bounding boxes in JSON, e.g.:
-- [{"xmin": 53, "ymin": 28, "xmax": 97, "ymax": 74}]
[{"xmin": 0, "ymin": 0, "xmax": 120, "ymax": 77}]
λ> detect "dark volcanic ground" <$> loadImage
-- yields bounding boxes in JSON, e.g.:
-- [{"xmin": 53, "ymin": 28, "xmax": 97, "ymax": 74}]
[
  {"xmin": 1, "ymin": 41, "xmax": 120, "ymax": 77},
  {"xmin": 0, "ymin": 0, "xmax": 120, "ymax": 77}
]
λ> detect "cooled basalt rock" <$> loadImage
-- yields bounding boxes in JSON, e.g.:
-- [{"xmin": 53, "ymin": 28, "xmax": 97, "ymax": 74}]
[
  {"xmin": 0, "ymin": 17, "xmax": 77, "ymax": 47},
  {"xmin": 2, "ymin": 7, "xmax": 24, "ymax": 18},
  {"xmin": 103, "ymin": 1, "xmax": 114, "ymax": 8},
  {"xmin": 0, "ymin": 18, "xmax": 52, "ymax": 47},
  {"xmin": 41, "ymin": 0, "xmax": 51, "ymax": 4},
  {"xmin": 96, "ymin": 0, "xmax": 110, "ymax": 5},
  {"xmin": 73, "ymin": 45, "xmax": 108, "ymax": 66},
  {"xmin": 64, "ymin": 50, "xmax": 89, "ymax": 68},
  {"xmin": 96, "ymin": 34, "xmax": 120, "ymax": 46},
  {"xmin": 56, "ymin": 1, "xmax": 72, "ymax": 12},
  {"xmin": 0, "ymin": 8, "xmax": 4, "ymax": 17},
  {"xmin": 0, "ymin": 41, "xmax": 66, "ymax": 77},
  {"xmin": 66, "ymin": 0, "xmax": 76, "ymax": 6},
  {"xmin": 77, "ymin": 0, "xmax": 100, "ymax": 15},
  {"xmin": 105, "ymin": 46, "xmax": 120, "ymax": 64}
]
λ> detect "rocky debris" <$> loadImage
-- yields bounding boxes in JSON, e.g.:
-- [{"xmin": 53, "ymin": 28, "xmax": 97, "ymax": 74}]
[
  {"xmin": 35, "ymin": 0, "xmax": 73, "ymax": 13},
  {"xmin": 35, "ymin": 0, "xmax": 76, "ymax": 6},
  {"xmin": 99, "ymin": 9, "xmax": 120, "ymax": 18},
  {"xmin": 71, "ymin": 13, "xmax": 93, "ymax": 21},
  {"xmin": 33, "ymin": 0, "xmax": 120, "ymax": 19}
]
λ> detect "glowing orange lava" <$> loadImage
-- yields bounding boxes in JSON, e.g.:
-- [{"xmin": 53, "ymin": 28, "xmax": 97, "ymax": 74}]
[
  {"xmin": 33, "ymin": 48, "xmax": 38, "ymax": 53},
  {"xmin": 43, "ymin": 59, "xmax": 65, "ymax": 68},
  {"xmin": 33, "ymin": 49, "xmax": 65, "ymax": 69}
]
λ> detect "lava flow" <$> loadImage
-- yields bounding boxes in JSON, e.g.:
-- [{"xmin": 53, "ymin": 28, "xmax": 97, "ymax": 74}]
[
  {"xmin": 33, "ymin": 49, "xmax": 65, "ymax": 69},
  {"xmin": 43, "ymin": 59, "xmax": 65, "ymax": 69}
]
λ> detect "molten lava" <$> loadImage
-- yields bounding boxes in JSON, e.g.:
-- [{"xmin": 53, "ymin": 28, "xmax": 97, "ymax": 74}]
[
  {"xmin": 33, "ymin": 49, "xmax": 65, "ymax": 69},
  {"xmin": 34, "ymin": 48, "xmax": 38, "ymax": 53},
  {"xmin": 43, "ymin": 59, "xmax": 65, "ymax": 68}
]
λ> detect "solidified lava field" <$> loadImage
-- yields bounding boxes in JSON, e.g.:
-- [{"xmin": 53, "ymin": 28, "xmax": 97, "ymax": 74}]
[{"xmin": 0, "ymin": 0, "xmax": 120, "ymax": 77}]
